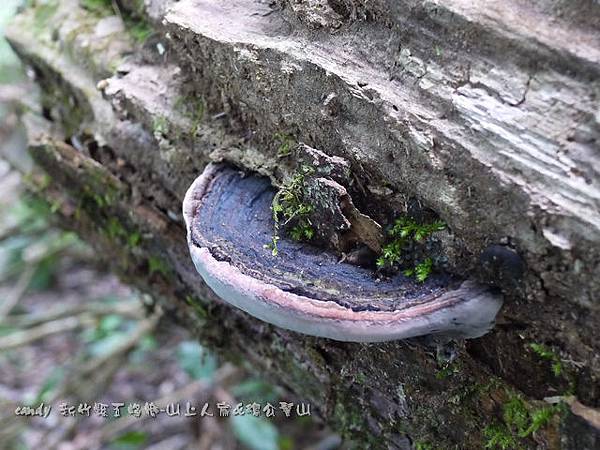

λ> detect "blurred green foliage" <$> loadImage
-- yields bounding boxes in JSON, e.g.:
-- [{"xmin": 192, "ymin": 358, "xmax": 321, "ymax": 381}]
[
  {"xmin": 176, "ymin": 340, "xmax": 217, "ymax": 380},
  {"xmin": 83, "ymin": 313, "xmax": 132, "ymax": 357},
  {"xmin": 232, "ymin": 378, "xmax": 279, "ymax": 404},
  {"xmin": 0, "ymin": 0, "xmax": 23, "ymax": 83},
  {"xmin": 232, "ymin": 414, "xmax": 280, "ymax": 450},
  {"xmin": 110, "ymin": 430, "xmax": 148, "ymax": 450},
  {"xmin": 0, "ymin": 195, "xmax": 81, "ymax": 292}
]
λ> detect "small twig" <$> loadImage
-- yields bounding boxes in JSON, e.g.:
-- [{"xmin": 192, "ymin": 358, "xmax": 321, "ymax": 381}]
[
  {"xmin": 110, "ymin": 0, "xmax": 123, "ymax": 20},
  {"xmin": 0, "ymin": 236, "xmax": 76, "ymax": 284},
  {"xmin": 144, "ymin": 434, "xmax": 189, "ymax": 450},
  {"xmin": 37, "ymin": 307, "xmax": 162, "ymax": 406},
  {"xmin": 250, "ymin": 7, "xmax": 280, "ymax": 17},
  {"xmin": 85, "ymin": 363, "xmax": 238, "ymax": 450},
  {"xmin": 43, "ymin": 309, "xmax": 164, "ymax": 449},
  {"xmin": 561, "ymin": 358, "xmax": 586, "ymax": 369},
  {"xmin": 5, "ymin": 300, "xmax": 144, "ymax": 328},
  {"xmin": 0, "ymin": 265, "xmax": 35, "ymax": 320},
  {"xmin": 545, "ymin": 395, "xmax": 600, "ymax": 428},
  {"xmin": 0, "ymin": 417, "xmax": 23, "ymax": 446},
  {"xmin": 76, "ymin": 308, "xmax": 163, "ymax": 378},
  {"xmin": 0, "ymin": 315, "xmax": 96, "ymax": 351},
  {"xmin": 0, "ymin": 223, "xmax": 26, "ymax": 243},
  {"xmin": 0, "ymin": 84, "xmax": 28, "ymax": 104},
  {"xmin": 197, "ymin": 415, "xmax": 224, "ymax": 450},
  {"xmin": 305, "ymin": 434, "xmax": 343, "ymax": 450}
]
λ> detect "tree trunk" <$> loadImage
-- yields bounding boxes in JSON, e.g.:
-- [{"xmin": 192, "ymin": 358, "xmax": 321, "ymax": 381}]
[{"xmin": 5, "ymin": 0, "xmax": 600, "ymax": 448}]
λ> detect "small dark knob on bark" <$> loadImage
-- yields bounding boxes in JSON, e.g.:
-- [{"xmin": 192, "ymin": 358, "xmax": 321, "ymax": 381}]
[{"xmin": 479, "ymin": 244, "xmax": 524, "ymax": 291}]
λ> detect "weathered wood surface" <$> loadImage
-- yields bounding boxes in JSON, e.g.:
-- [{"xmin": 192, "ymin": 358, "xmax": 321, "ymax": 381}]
[{"xmin": 5, "ymin": 0, "xmax": 600, "ymax": 448}]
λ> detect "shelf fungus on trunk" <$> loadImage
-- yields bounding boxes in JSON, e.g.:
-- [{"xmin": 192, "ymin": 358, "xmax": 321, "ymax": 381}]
[{"xmin": 183, "ymin": 164, "xmax": 503, "ymax": 342}]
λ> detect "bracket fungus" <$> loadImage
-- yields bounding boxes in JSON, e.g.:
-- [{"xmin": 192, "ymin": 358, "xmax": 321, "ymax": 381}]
[{"xmin": 183, "ymin": 164, "xmax": 503, "ymax": 342}]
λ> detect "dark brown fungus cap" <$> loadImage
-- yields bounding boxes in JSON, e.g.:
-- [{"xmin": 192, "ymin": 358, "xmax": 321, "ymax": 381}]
[{"xmin": 183, "ymin": 164, "xmax": 503, "ymax": 342}]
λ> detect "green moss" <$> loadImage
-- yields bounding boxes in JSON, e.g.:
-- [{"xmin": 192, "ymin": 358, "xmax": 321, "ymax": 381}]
[
  {"xmin": 88, "ymin": 169, "xmax": 120, "ymax": 205},
  {"xmin": 274, "ymin": 132, "xmax": 295, "ymax": 158},
  {"xmin": 503, "ymin": 395, "xmax": 530, "ymax": 436},
  {"xmin": 414, "ymin": 257, "xmax": 433, "ymax": 283},
  {"xmin": 49, "ymin": 198, "xmax": 64, "ymax": 213},
  {"xmin": 33, "ymin": 1, "xmax": 59, "ymax": 31},
  {"xmin": 132, "ymin": 0, "xmax": 145, "ymax": 16},
  {"xmin": 126, "ymin": 17, "xmax": 152, "ymax": 44},
  {"xmin": 127, "ymin": 231, "xmax": 141, "ymax": 248},
  {"xmin": 148, "ymin": 255, "xmax": 170, "ymax": 277},
  {"xmin": 529, "ymin": 343, "xmax": 563, "ymax": 376},
  {"xmin": 391, "ymin": 216, "xmax": 446, "ymax": 243},
  {"xmin": 333, "ymin": 401, "xmax": 363, "ymax": 432},
  {"xmin": 377, "ymin": 216, "xmax": 445, "ymax": 281},
  {"xmin": 80, "ymin": 183, "xmax": 117, "ymax": 211},
  {"xmin": 106, "ymin": 216, "xmax": 126, "ymax": 240},
  {"xmin": 483, "ymin": 423, "xmax": 520, "ymax": 450},
  {"xmin": 82, "ymin": 0, "xmax": 154, "ymax": 44},
  {"xmin": 185, "ymin": 295, "xmax": 208, "ymax": 320},
  {"xmin": 175, "ymin": 96, "xmax": 205, "ymax": 136},
  {"xmin": 269, "ymin": 166, "xmax": 315, "ymax": 255},
  {"xmin": 521, "ymin": 405, "xmax": 560, "ymax": 437},
  {"xmin": 264, "ymin": 235, "xmax": 280, "ymax": 256},
  {"xmin": 415, "ymin": 442, "xmax": 433, "ymax": 450},
  {"xmin": 355, "ymin": 372, "xmax": 367, "ymax": 384},
  {"xmin": 73, "ymin": 176, "xmax": 119, "ymax": 222},
  {"xmin": 484, "ymin": 392, "xmax": 561, "ymax": 449},
  {"xmin": 38, "ymin": 173, "xmax": 52, "ymax": 190},
  {"xmin": 152, "ymin": 116, "xmax": 169, "ymax": 137},
  {"xmin": 380, "ymin": 239, "xmax": 404, "ymax": 268},
  {"xmin": 289, "ymin": 224, "xmax": 314, "ymax": 241},
  {"xmin": 303, "ymin": 345, "xmax": 326, "ymax": 368},
  {"xmin": 79, "ymin": 0, "xmax": 113, "ymax": 17},
  {"xmin": 100, "ymin": 215, "xmax": 142, "ymax": 253},
  {"xmin": 333, "ymin": 400, "xmax": 381, "ymax": 447},
  {"xmin": 435, "ymin": 361, "xmax": 460, "ymax": 380}
]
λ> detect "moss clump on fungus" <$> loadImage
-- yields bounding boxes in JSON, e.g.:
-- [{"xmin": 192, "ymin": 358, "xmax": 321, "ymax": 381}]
[
  {"xmin": 267, "ymin": 166, "xmax": 315, "ymax": 256},
  {"xmin": 377, "ymin": 216, "xmax": 445, "ymax": 282},
  {"xmin": 404, "ymin": 257, "xmax": 434, "ymax": 283}
]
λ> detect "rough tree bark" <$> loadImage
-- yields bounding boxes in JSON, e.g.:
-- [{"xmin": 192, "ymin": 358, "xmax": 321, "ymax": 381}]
[{"xmin": 4, "ymin": 0, "xmax": 600, "ymax": 448}]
